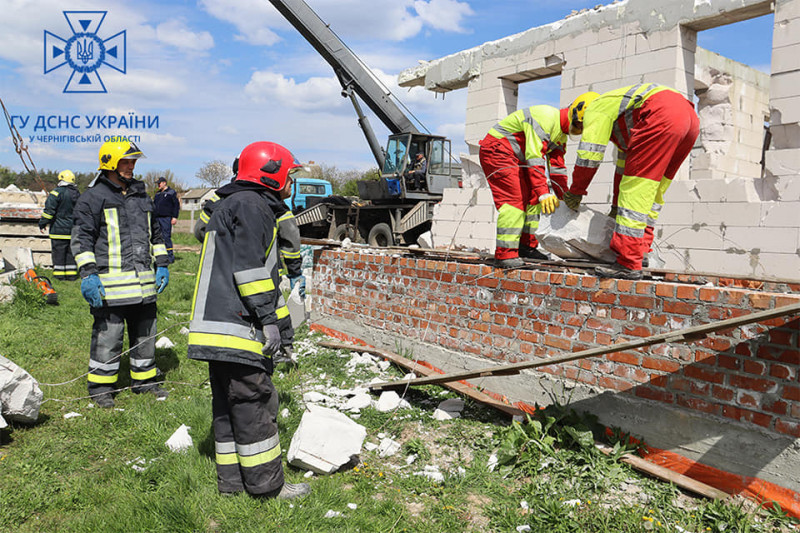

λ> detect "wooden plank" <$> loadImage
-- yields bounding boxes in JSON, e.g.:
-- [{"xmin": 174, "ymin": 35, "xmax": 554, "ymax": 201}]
[
  {"xmin": 318, "ymin": 340, "xmax": 524, "ymax": 418},
  {"xmin": 370, "ymin": 302, "xmax": 800, "ymax": 391},
  {"xmin": 595, "ymin": 443, "xmax": 730, "ymax": 500}
]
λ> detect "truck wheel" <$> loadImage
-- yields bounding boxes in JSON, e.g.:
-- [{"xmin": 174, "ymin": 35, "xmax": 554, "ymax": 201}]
[
  {"xmin": 367, "ymin": 223, "xmax": 394, "ymax": 247},
  {"xmin": 332, "ymin": 223, "xmax": 361, "ymax": 242}
]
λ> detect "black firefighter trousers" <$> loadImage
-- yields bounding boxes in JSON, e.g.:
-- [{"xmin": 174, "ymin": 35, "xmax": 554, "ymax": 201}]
[{"xmin": 209, "ymin": 361, "xmax": 284, "ymax": 495}]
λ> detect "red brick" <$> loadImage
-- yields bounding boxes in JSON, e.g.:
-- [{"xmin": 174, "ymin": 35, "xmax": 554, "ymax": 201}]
[
  {"xmin": 768, "ymin": 328, "xmax": 796, "ymax": 347},
  {"xmin": 663, "ymin": 300, "xmax": 696, "ymax": 316},
  {"xmin": 783, "ymin": 385, "xmax": 800, "ymax": 401},
  {"xmin": 763, "ymin": 399, "xmax": 788, "ymax": 415},
  {"xmin": 544, "ymin": 335, "xmax": 571, "ymax": 351},
  {"xmin": 616, "ymin": 280, "xmax": 634, "ymax": 293},
  {"xmin": 734, "ymin": 343, "xmax": 751, "ymax": 357},
  {"xmin": 587, "ymin": 318, "xmax": 614, "ymax": 332},
  {"xmin": 676, "ymin": 286, "xmax": 698, "ymax": 300},
  {"xmin": 635, "ymin": 282, "xmax": 653, "ymax": 295},
  {"xmin": 642, "ymin": 356, "xmax": 681, "ymax": 372},
  {"xmin": 670, "ymin": 376, "xmax": 711, "ymax": 396},
  {"xmin": 549, "ymin": 273, "xmax": 564, "ymax": 284},
  {"xmin": 591, "ymin": 291, "xmax": 617, "ymax": 304},
  {"xmin": 676, "ymin": 395, "xmax": 719, "ymax": 414},
  {"xmin": 736, "ymin": 391, "xmax": 760, "ymax": 409},
  {"xmin": 599, "ymin": 376, "xmax": 633, "ymax": 391},
  {"xmin": 694, "ymin": 350, "xmax": 716, "ymax": 366},
  {"xmin": 619, "ymin": 295, "xmax": 656, "ymax": 309},
  {"xmin": 729, "ymin": 374, "xmax": 778, "ymax": 393},
  {"xmin": 743, "ymin": 360, "xmax": 767, "ymax": 375},
  {"xmin": 717, "ymin": 354, "xmax": 741, "ymax": 371},
  {"xmin": 655, "ymin": 284, "xmax": 675, "ymax": 298},
  {"xmin": 608, "ymin": 352, "xmax": 641, "ymax": 365},
  {"xmin": 581, "ymin": 277, "xmax": 597, "ymax": 288},
  {"xmin": 722, "ymin": 406, "xmax": 772, "ymax": 427},
  {"xmin": 596, "ymin": 332, "xmax": 612, "ymax": 345},
  {"xmin": 712, "ymin": 385, "xmax": 735, "ymax": 402},
  {"xmin": 649, "ymin": 374, "xmax": 669, "ymax": 387},
  {"xmin": 649, "ymin": 314, "xmax": 668, "ymax": 326},
  {"xmin": 749, "ymin": 293, "xmax": 773, "ymax": 310},
  {"xmin": 623, "ymin": 324, "xmax": 652, "ymax": 338},
  {"xmin": 477, "ymin": 277, "xmax": 499, "ymax": 288},
  {"xmin": 684, "ymin": 366, "xmax": 725, "ymax": 384},
  {"xmin": 501, "ymin": 280, "xmax": 526, "ymax": 292},
  {"xmin": 699, "ymin": 288, "xmax": 719, "ymax": 302},
  {"xmin": 635, "ymin": 386, "xmax": 675, "ymax": 403},
  {"xmin": 698, "ymin": 336, "xmax": 733, "ymax": 352},
  {"xmin": 565, "ymin": 274, "xmax": 580, "ymax": 287},
  {"xmin": 769, "ymin": 363, "xmax": 795, "ymax": 380},
  {"xmin": 611, "ymin": 308, "xmax": 627, "ymax": 320},
  {"xmin": 775, "ymin": 419, "xmax": 800, "ymax": 438}
]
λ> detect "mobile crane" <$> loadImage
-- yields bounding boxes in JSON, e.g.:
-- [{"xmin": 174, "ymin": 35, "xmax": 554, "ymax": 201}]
[{"xmin": 268, "ymin": 0, "xmax": 461, "ymax": 246}]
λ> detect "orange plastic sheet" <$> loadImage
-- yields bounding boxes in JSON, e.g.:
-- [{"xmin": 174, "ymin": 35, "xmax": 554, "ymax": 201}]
[{"xmin": 310, "ymin": 324, "xmax": 800, "ymax": 518}]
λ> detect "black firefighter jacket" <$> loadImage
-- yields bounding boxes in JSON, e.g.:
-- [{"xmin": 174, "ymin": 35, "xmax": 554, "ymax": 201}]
[
  {"xmin": 39, "ymin": 183, "xmax": 80, "ymax": 238},
  {"xmin": 71, "ymin": 175, "xmax": 169, "ymax": 307},
  {"xmin": 187, "ymin": 182, "xmax": 293, "ymax": 374}
]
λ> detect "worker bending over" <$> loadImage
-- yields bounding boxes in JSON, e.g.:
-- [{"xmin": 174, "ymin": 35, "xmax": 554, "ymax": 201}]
[
  {"xmin": 479, "ymin": 105, "xmax": 570, "ymax": 268},
  {"xmin": 188, "ymin": 141, "xmax": 309, "ymax": 499},
  {"xmin": 564, "ymin": 84, "xmax": 699, "ymax": 279}
]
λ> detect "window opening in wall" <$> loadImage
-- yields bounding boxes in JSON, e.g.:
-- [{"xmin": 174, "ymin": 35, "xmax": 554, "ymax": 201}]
[
  {"xmin": 693, "ymin": 14, "xmax": 773, "ymax": 180},
  {"xmin": 516, "ymin": 74, "xmax": 562, "ymax": 110}
]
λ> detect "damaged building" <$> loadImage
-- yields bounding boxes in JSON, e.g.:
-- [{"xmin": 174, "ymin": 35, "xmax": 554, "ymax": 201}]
[{"xmin": 310, "ymin": 0, "xmax": 800, "ymax": 515}]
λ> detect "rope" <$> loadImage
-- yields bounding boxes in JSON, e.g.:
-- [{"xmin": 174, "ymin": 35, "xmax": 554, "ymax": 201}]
[{"xmin": 0, "ymin": 96, "xmax": 49, "ymax": 192}]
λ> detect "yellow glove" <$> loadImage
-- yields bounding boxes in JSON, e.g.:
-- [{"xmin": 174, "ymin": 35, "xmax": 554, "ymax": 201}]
[
  {"xmin": 539, "ymin": 194, "xmax": 560, "ymax": 214},
  {"xmin": 563, "ymin": 191, "xmax": 583, "ymax": 211}
]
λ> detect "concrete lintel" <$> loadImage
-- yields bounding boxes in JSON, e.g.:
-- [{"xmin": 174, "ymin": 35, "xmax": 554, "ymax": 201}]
[{"xmin": 398, "ymin": 0, "xmax": 772, "ymax": 92}]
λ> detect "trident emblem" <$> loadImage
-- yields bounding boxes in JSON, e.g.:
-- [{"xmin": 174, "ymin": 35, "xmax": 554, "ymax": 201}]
[{"xmin": 76, "ymin": 38, "xmax": 94, "ymax": 64}]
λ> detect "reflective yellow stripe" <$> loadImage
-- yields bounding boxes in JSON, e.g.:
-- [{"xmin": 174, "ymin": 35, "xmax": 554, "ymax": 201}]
[
  {"xmin": 215, "ymin": 452, "xmax": 238, "ymax": 466},
  {"xmin": 131, "ymin": 368, "xmax": 157, "ymax": 380},
  {"xmin": 49, "ymin": 234, "xmax": 71, "ymax": 240},
  {"xmin": 153, "ymin": 244, "xmax": 167, "ymax": 257},
  {"xmin": 238, "ymin": 446, "xmax": 281, "ymax": 468},
  {"xmin": 190, "ymin": 234, "xmax": 210, "ymax": 323},
  {"xmin": 104, "ymin": 208, "xmax": 122, "ymax": 272},
  {"xmin": 199, "ymin": 211, "xmax": 210, "ymax": 223},
  {"xmin": 282, "ymin": 250, "xmax": 302, "ymax": 259},
  {"xmin": 238, "ymin": 279, "xmax": 275, "ymax": 297},
  {"xmin": 88, "ymin": 373, "xmax": 118, "ymax": 384},
  {"xmin": 50, "ymin": 190, "xmax": 60, "ymax": 197},
  {"xmin": 188, "ymin": 332, "xmax": 263, "ymax": 355},
  {"xmin": 75, "ymin": 251, "xmax": 96, "ymax": 268},
  {"xmin": 276, "ymin": 305, "xmax": 289, "ymax": 319},
  {"xmin": 618, "ymin": 175, "xmax": 660, "ymax": 215},
  {"xmin": 42, "ymin": 213, "xmax": 53, "ymax": 219}
]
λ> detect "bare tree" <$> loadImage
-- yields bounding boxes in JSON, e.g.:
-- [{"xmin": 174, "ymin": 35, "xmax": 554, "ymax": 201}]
[
  {"xmin": 195, "ymin": 160, "xmax": 231, "ymax": 188},
  {"xmin": 143, "ymin": 170, "xmax": 185, "ymax": 194}
]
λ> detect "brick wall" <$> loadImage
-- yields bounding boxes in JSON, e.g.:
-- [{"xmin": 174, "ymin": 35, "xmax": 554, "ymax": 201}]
[{"xmin": 313, "ymin": 249, "xmax": 800, "ymax": 439}]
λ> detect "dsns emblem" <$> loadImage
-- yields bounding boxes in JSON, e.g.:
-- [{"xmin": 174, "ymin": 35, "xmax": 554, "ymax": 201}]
[{"xmin": 44, "ymin": 11, "xmax": 126, "ymax": 93}]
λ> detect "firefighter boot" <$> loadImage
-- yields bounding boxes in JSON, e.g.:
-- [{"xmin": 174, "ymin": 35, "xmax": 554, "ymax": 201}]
[
  {"xmin": 594, "ymin": 262, "xmax": 643, "ymax": 280},
  {"xmin": 519, "ymin": 247, "xmax": 549, "ymax": 261},
  {"xmin": 278, "ymin": 483, "xmax": 310, "ymax": 500},
  {"xmin": 133, "ymin": 383, "xmax": 169, "ymax": 399},
  {"xmin": 494, "ymin": 257, "xmax": 524, "ymax": 269},
  {"xmin": 92, "ymin": 392, "xmax": 115, "ymax": 408}
]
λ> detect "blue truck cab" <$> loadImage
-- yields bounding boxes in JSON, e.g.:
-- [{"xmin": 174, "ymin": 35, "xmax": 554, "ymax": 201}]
[{"xmin": 287, "ymin": 176, "xmax": 333, "ymax": 212}]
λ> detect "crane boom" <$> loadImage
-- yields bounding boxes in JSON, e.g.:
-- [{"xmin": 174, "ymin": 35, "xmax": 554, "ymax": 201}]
[{"xmin": 267, "ymin": 0, "xmax": 420, "ymax": 139}]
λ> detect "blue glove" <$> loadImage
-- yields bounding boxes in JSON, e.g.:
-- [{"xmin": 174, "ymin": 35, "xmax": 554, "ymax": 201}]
[
  {"xmin": 156, "ymin": 267, "xmax": 169, "ymax": 294},
  {"xmin": 289, "ymin": 274, "xmax": 306, "ymax": 299},
  {"xmin": 80, "ymin": 274, "xmax": 105, "ymax": 308}
]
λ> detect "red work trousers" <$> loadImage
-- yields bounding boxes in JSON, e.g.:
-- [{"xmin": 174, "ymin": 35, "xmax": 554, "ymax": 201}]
[{"xmin": 610, "ymin": 91, "xmax": 699, "ymax": 270}]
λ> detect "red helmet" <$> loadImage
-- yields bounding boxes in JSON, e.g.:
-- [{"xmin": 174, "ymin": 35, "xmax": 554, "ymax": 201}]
[{"xmin": 235, "ymin": 141, "xmax": 301, "ymax": 190}]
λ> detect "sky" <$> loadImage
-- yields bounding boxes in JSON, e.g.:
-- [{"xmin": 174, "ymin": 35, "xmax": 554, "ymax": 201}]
[{"xmin": 0, "ymin": 0, "xmax": 775, "ymax": 188}]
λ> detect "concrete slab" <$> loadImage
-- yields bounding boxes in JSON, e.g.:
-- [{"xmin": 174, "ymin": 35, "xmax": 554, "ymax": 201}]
[{"xmin": 287, "ymin": 404, "xmax": 367, "ymax": 475}]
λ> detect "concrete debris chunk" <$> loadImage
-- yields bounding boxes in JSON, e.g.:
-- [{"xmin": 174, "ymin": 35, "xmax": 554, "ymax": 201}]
[
  {"xmin": 344, "ymin": 392, "xmax": 373, "ymax": 411},
  {"xmin": 516, "ymin": 526, "xmax": 532, "ymax": 532},
  {"xmin": 324, "ymin": 510, "xmax": 342, "ymax": 518},
  {"xmin": 0, "ymin": 354, "xmax": 43, "ymax": 425},
  {"xmin": 288, "ymin": 284, "xmax": 308, "ymax": 328},
  {"xmin": 536, "ymin": 204, "xmax": 616, "ymax": 262},
  {"xmin": 287, "ymin": 404, "xmax": 366, "ymax": 474},
  {"xmin": 63, "ymin": 412, "xmax": 82, "ymax": 419},
  {"xmin": 375, "ymin": 391, "xmax": 410, "ymax": 412},
  {"xmin": 417, "ymin": 231, "xmax": 433, "ymax": 249},
  {"xmin": 179, "ymin": 327, "xmax": 190, "ymax": 336},
  {"xmin": 378, "ymin": 437, "xmax": 400, "ymax": 458},
  {"xmin": 364, "ymin": 441, "xmax": 378, "ymax": 452},
  {"xmin": 414, "ymin": 465, "xmax": 444, "ymax": 483},
  {"xmin": 303, "ymin": 391, "xmax": 333, "ymax": 404},
  {"xmin": 155, "ymin": 336, "xmax": 174, "ymax": 349},
  {"xmin": 0, "ymin": 413, "xmax": 6, "ymax": 429},
  {"xmin": 347, "ymin": 503, "xmax": 357, "ymax": 510},
  {"xmin": 165, "ymin": 424, "xmax": 193, "ymax": 452},
  {"xmin": 433, "ymin": 408, "xmax": 460, "ymax": 420},
  {"xmin": 437, "ymin": 398, "xmax": 464, "ymax": 413}
]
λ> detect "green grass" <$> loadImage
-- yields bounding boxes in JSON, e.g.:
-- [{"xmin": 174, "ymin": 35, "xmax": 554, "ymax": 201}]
[{"xmin": 0, "ymin": 235, "xmax": 797, "ymax": 532}]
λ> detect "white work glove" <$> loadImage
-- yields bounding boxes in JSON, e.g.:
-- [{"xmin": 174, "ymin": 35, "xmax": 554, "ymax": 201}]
[{"xmin": 262, "ymin": 325, "xmax": 281, "ymax": 356}]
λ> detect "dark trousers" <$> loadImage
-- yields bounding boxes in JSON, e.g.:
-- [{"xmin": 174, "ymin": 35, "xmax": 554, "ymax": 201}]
[
  {"xmin": 50, "ymin": 238, "xmax": 78, "ymax": 280},
  {"xmin": 209, "ymin": 361, "xmax": 284, "ymax": 495},
  {"xmin": 87, "ymin": 303, "xmax": 158, "ymax": 396},
  {"xmin": 156, "ymin": 217, "xmax": 174, "ymax": 263}
]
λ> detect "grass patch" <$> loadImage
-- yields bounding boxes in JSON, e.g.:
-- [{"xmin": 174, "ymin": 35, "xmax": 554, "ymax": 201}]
[{"xmin": 0, "ymin": 242, "xmax": 797, "ymax": 532}]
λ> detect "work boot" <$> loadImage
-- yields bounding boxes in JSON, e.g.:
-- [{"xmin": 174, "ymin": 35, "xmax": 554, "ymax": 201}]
[
  {"xmin": 494, "ymin": 257, "xmax": 524, "ymax": 269},
  {"xmin": 92, "ymin": 392, "xmax": 115, "ymax": 408},
  {"xmin": 595, "ymin": 262, "xmax": 643, "ymax": 280},
  {"xmin": 277, "ymin": 482, "xmax": 310, "ymax": 500},
  {"xmin": 642, "ymin": 255, "xmax": 649, "ymax": 268},
  {"xmin": 133, "ymin": 383, "xmax": 169, "ymax": 400},
  {"xmin": 519, "ymin": 247, "xmax": 549, "ymax": 261}
]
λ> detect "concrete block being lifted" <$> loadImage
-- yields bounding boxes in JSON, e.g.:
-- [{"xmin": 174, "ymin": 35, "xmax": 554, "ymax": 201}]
[
  {"xmin": 287, "ymin": 404, "xmax": 366, "ymax": 475},
  {"xmin": 0, "ymin": 354, "xmax": 43, "ymax": 425},
  {"xmin": 536, "ymin": 204, "xmax": 616, "ymax": 263}
]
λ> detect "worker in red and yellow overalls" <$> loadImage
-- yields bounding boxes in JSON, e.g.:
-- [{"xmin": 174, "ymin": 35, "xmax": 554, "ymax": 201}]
[
  {"xmin": 479, "ymin": 105, "xmax": 571, "ymax": 269},
  {"xmin": 563, "ymin": 84, "xmax": 699, "ymax": 279}
]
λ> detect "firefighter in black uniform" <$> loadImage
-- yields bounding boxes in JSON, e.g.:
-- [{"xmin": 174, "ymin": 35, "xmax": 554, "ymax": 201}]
[
  {"xmin": 39, "ymin": 169, "xmax": 80, "ymax": 280},
  {"xmin": 71, "ymin": 138, "xmax": 171, "ymax": 408},
  {"xmin": 153, "ymin": 177, "xmax": 181, "ymax": 263},
  {"xmin": 188, "ymin": 141, "xmax": 309, "ymax": 500}
]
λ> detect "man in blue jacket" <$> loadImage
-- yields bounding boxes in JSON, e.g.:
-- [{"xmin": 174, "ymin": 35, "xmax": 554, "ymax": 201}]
[{"xmin": 153, "ymin": 177, "xmax": 180, "ymax": 263}]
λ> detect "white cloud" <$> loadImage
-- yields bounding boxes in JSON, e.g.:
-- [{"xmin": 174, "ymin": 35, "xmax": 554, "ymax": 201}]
[
  {"xmin": 156, "ymin": 19, "xmax": 214, "ymax": 52},
  {"xmin": 414, "ymin": 0, "xmax": 474, "ymax": 33},
  {"xmin": 198, "ymin": 0, "xmax": 284, "ymax": 46},
  {"xmin": 244, "ymin": 71, "xmax": 345, "ymax": 111}
]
